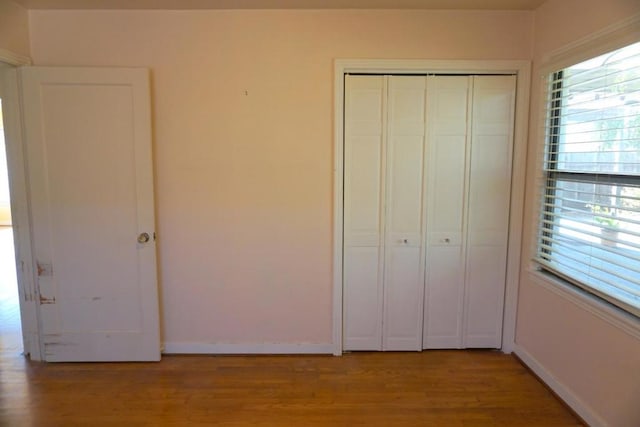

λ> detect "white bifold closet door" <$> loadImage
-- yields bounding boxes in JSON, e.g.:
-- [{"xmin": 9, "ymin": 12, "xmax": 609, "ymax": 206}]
[
  {"xmin": 343, "ymin": 74, "xmax": 515, "ymax": 352},
  {"xmin": 343, "ymin": 75, "xmax": 427, "ymax": 351},
  {"xmin": 423, "ymin": 75, "xmax": 515, "ymax": 349}
]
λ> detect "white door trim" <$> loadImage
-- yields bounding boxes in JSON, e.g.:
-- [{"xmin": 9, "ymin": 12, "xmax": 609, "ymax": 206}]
[
  {"xmin": 333, "ymin": 59, "xmax": 531, "ymax": 356},
  {"xmin": 0, "ymin": 52, "xmax": 42, "ymax": 360},
  {"xmin": 0, "ymin": 49, "xmax": 31, "ymax": 67}
]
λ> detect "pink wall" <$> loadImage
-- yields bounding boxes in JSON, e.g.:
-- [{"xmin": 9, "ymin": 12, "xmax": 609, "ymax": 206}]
[
  {"xmin": 0, "ymin": 0, "xmax": 30, "ymax": 57},
  {"xmin": 28, "ymin": 9, "xmax": 533, "ymax": 347},
  {"xmin": 517, "ymin": 0, "xmax": 640, "ymax": 425}
]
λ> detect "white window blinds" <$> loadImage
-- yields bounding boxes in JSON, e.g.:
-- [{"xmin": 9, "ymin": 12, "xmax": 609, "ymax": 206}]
[{"xmin": 536, "ymin": 41, "xmax": 640, "ymax": 317}]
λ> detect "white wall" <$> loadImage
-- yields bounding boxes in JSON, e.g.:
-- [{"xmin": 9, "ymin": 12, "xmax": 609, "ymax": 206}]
[
  {"xmin": 27, "ymin": 9, "xmax": 534, "ymax": 350},
  {"xmin": 516, "ymin": 1, "xmax": 640, "ymax": 426}
]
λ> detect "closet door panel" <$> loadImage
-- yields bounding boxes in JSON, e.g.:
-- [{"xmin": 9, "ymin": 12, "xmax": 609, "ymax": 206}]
[
  {"xmin": 464, "ymin": 246, "xmax": 508, "ymax": 348},
  {"xmin": 384, "ymin": 247, "xmax": 423, "ymax": 349},
  {"xmin": 429, "ymin": 135, "xmax": 466, "ymax": 234},
  {"xmin": 423, "ymin": 76, "xmax": 469, "ymax": 349},
  {"xmin": 388, "ymin": 134, "xmax": 424, "ymax": 243},
  {"xmin": 343, "ymin": 76, "xmax": 385, "ymax": 350},
  {"xmin": 467, "ymin": 134, "xmax": 511, "ymax": 248},
  {"xmin": 423, "ymin": 247, "xmax": 464, "ymax": 348},
  {"xmin": 464, "ymin": 76, "xmax": 515, "ymax": 348},
  {"xmin": 344, "ymin": 247, "xmax": 383, "ymax": 350},
  {"xmin": 345, "ymin": 135, "xmax": 384, "ymax": 246},
  {"xmin": 383, "ymin": 76, "xmax": 426, "ymax": 351}
]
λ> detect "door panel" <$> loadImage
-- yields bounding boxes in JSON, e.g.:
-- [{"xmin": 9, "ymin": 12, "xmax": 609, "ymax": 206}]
[
  {"xmin": 343, "ymin": 75, "xmax": 385, "ymax": 351},
  {"xmin": 463, "ymin": 75, "xmax": 515, "ymax": 348},
  {"xmin": 423, "ymin": 247, "xmax": 464, "ymax": 348},
  {"xmin": 423, "ymin": 76, "xmax": 469, "ymax": 349},
  {"xmin": 345, "ymin": 135, "xmax": 384, "ymax": 246},
  {"xmin": 383, "ymin": 76, "xmax": 426, "ymax": 351},
  {"xmin": 21, "ymin": 67, "xmax": 160, "ymax": 361},
  {"xmin": 343, "ymin": 247, "xmax": 383, "ymax": 350},
  {"xmin": 464, "ymin": 246, "xmax": 508, "ymax": 347},
  {"xmin": 383, "ymin": 246, "xmax": 422, "ymax": 350}
]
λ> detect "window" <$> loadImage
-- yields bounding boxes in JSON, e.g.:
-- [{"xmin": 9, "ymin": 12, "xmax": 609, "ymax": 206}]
[{"xmin": 536, "ymin": 41, "xmax": 640, "ymax": 317}]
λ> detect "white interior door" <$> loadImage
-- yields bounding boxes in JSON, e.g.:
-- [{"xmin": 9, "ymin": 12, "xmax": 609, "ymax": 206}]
[
  {"xmin": 463, "ymin": 75, "xmax": 515, "ymax": 348},
  {"xmin": 20, "ymin": 67, "xmax": 160, "ymax": 362},
  {"xmin": 423, "ymin": 76, "xmax": 470, "ymax": 349},
  {"xmin": 423, "ymin": 75, "xmax": 515, "ymax": 349},
  {"xmin": 343, "ymin": 75, "xmax": 386, "ymax": 351},
  {"xmin": 344, "ymin": 75, "xmax": 426, "ymax": 351},
  {"xmin": 383, "ymin": 76, "xmax": 426, "ymax": 351}
]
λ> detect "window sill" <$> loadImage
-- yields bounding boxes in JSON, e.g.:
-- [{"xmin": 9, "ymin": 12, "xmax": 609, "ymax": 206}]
[{"xmin": 527, "ymin": 268, "xmax": 640, "ymax": 340}]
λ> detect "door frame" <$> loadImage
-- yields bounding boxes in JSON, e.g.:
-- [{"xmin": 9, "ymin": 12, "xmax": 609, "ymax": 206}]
[
  {"xmin": 0, "ymin": 50, "xmax": 42, "ymax": 360},
  {"xmin": 333, "ymin": 59, "xmax": 531, "ymax": 356}
]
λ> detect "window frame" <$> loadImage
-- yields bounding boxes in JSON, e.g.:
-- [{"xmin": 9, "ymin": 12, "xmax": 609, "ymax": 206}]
[{"xmin": 535, "ymin": 39, "xmax": 640, "ymax": 319}]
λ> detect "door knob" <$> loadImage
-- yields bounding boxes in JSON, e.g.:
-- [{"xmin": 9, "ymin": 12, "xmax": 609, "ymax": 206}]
[{"xmin": 138, "ymin": 232, "xmax": 150, "ymax": 244}]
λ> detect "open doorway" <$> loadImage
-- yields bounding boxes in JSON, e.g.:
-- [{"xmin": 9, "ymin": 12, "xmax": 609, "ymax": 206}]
[{"xmin": 0, "ymin": 97, "xmax": 21, "ymax": 355}]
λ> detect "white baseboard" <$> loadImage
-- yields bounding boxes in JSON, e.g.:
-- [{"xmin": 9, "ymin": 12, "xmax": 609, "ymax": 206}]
[
  {"xmin": 513, "ymin": 344, "xmax": 605, "ymax": 427},
  {"xmin": 163, "ymin": 342, "xmax": 335, "ymax": 355}
]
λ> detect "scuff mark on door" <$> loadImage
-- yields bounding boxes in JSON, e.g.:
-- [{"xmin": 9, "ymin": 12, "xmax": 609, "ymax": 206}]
[{"xmin": 39, "ymin": 295, "xmax": 55, "ymax": 304}]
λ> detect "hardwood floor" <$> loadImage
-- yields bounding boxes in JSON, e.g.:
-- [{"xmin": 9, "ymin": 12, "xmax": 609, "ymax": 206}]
[{"xmin": 0, "ymin": 350, "xmax": 583, "ymax": 426}]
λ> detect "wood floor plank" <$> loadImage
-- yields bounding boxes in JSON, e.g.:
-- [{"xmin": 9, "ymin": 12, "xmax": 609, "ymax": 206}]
[{"xmin": 0, "ymin": 350, "xmax": 583, "ymax": 426}]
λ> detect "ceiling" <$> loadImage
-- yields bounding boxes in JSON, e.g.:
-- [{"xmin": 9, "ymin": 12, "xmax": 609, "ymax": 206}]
[{"xmin": 13, "ymin": 0, "xmax": 548, "ymax": 10}]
